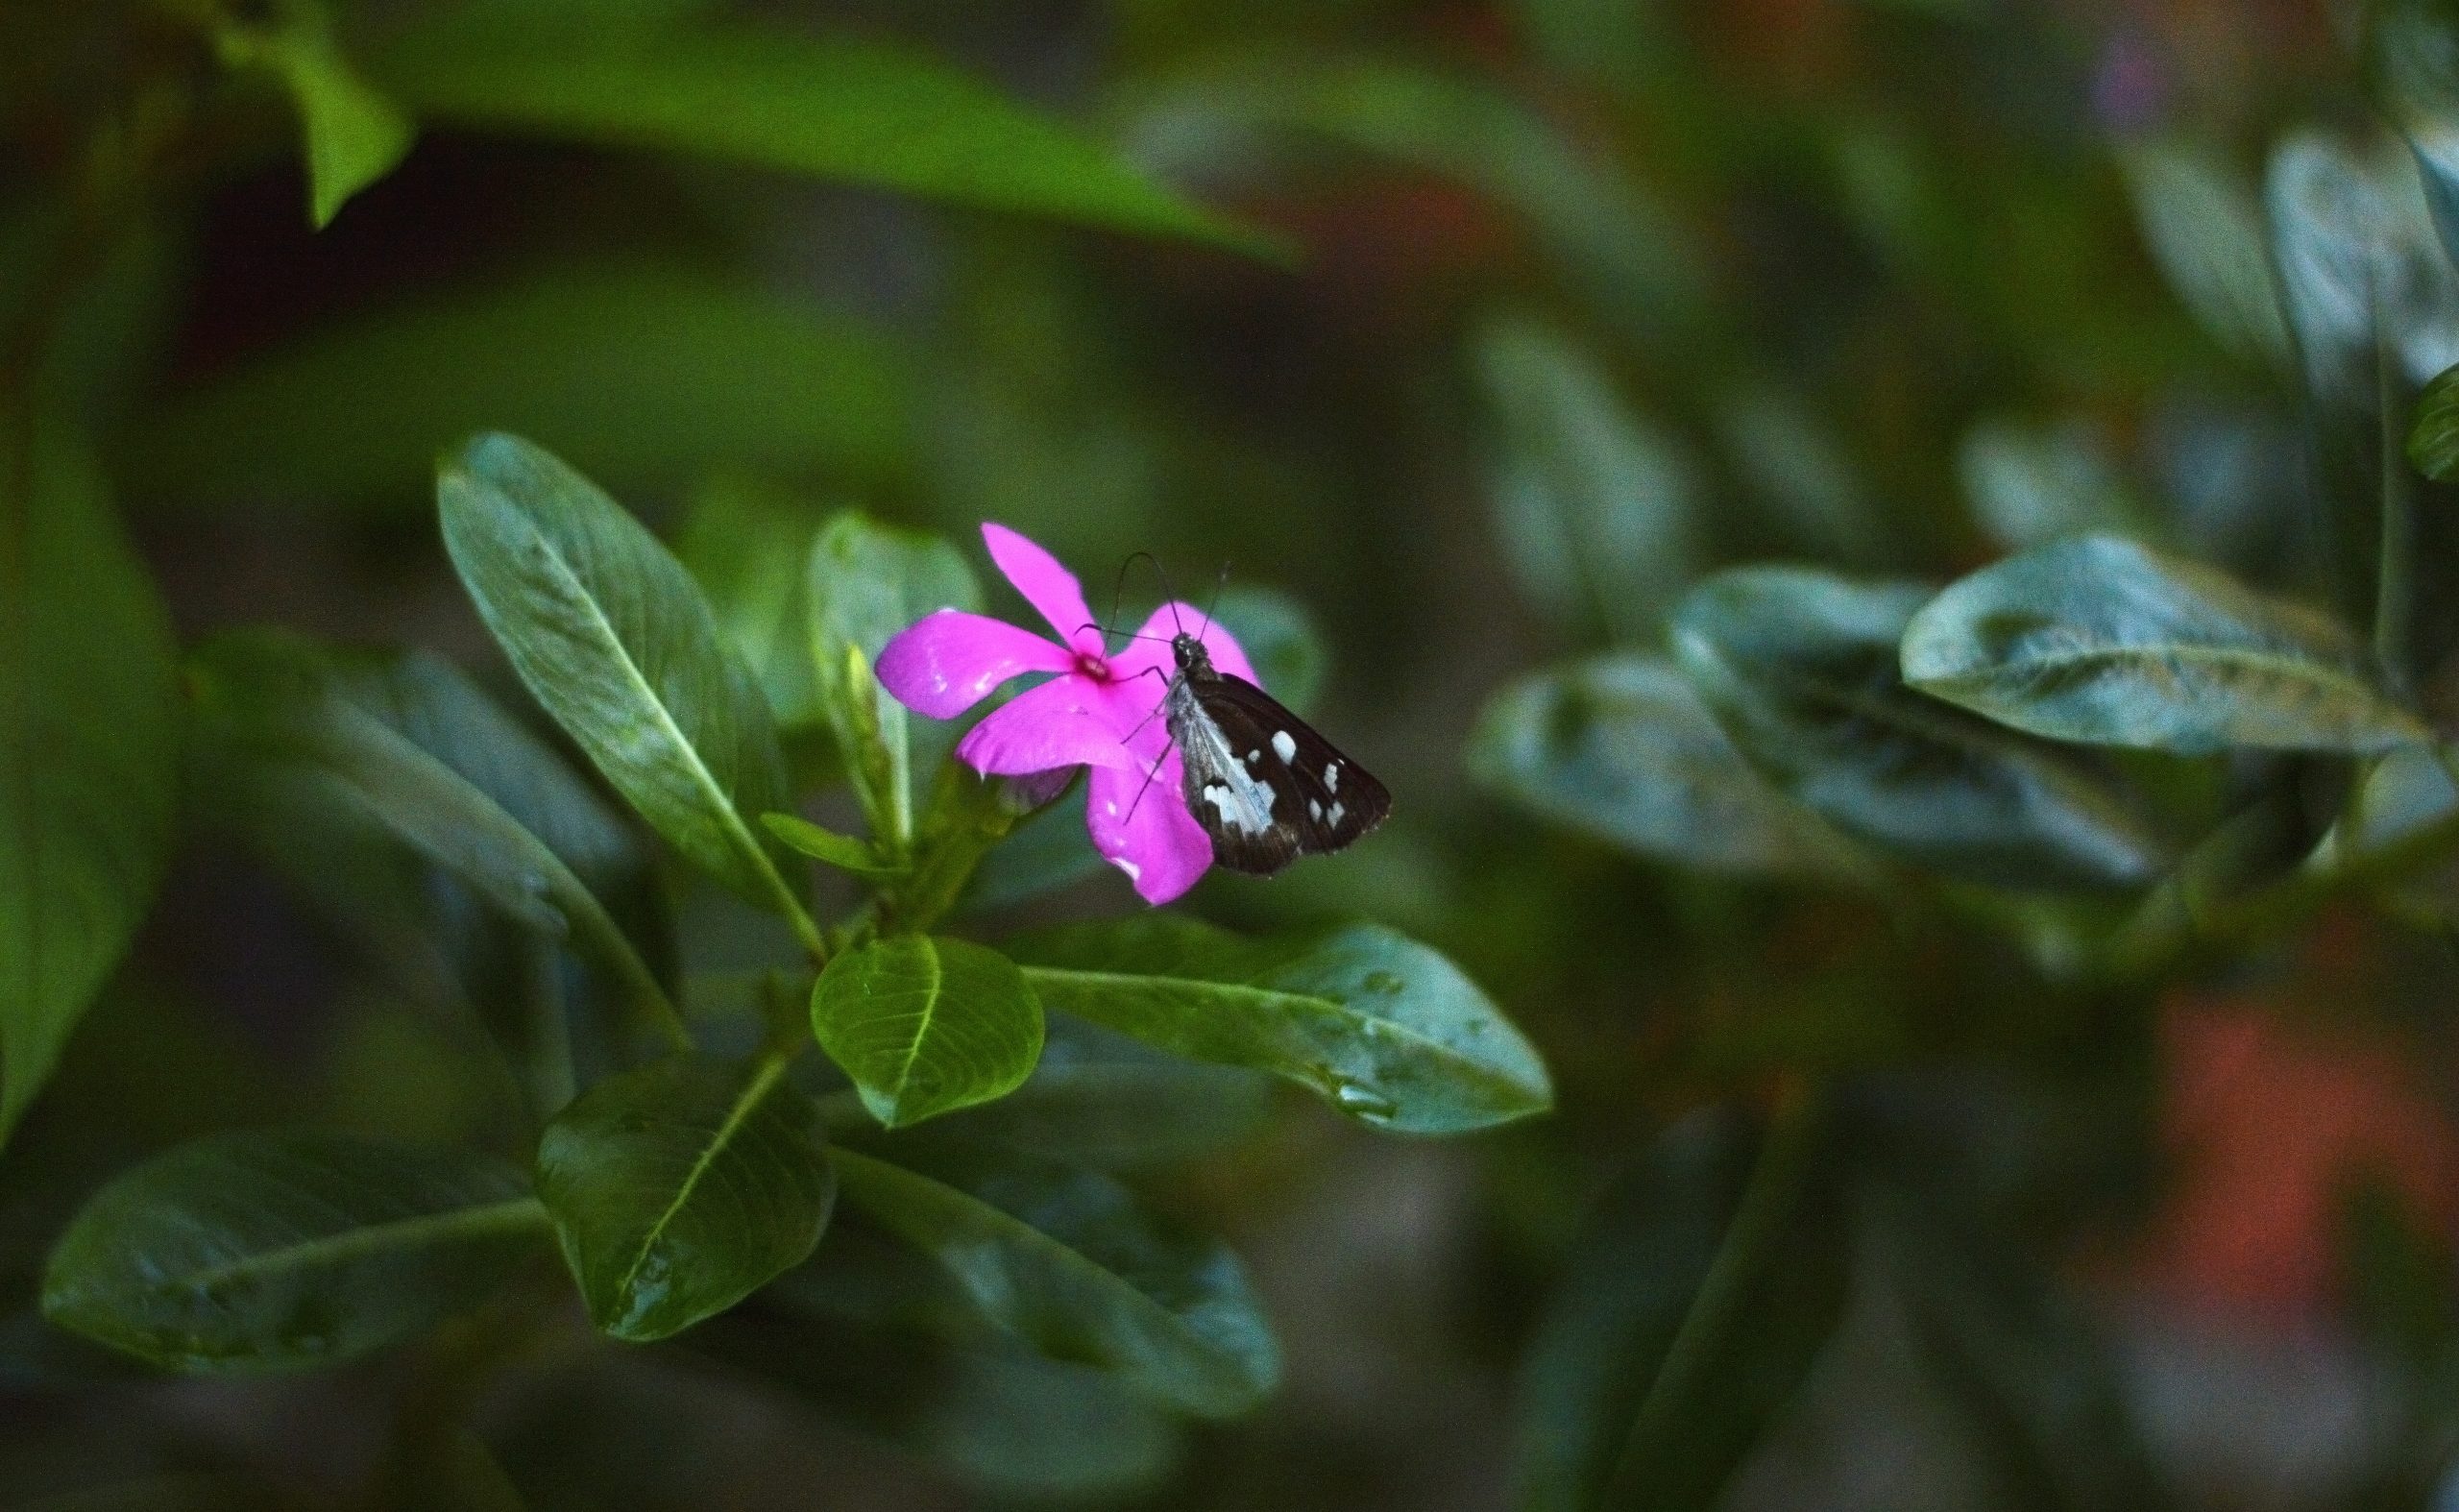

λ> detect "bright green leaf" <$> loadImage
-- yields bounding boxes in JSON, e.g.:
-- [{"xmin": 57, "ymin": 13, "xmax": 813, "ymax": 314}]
[
  {"xmin": 831, "ymin": 1148, "xmax": 1278, "ymax": 1418},
  {"xmin": 1672, "ymin": 566, "xmax": 2167, "ymax": 890},
  {"xmin": 375, "ymin": 13, "xmax": 1275, "ymax": 255},
  {"xmin": 1468, "ymin": 653, "xmax": 1869, "ymax": 881},
  {"xmin": 438, "ymin": 433, "xmax": 816, "ymax": 949},
  {"xmin": 811, "ymin": 936, "xmax": 1044, "ymax": 1130},
  {"xmin": 536, "ymin": 1052, "xmax": 834, "ymax": 1341},
  {"xmin": 761, "ymin": 813, "xmax": 905, "ymax": 877},
  {"xmin": 214, "ymin": 1, "xmax": 414, "ymax": 227},
  {"xmin": 0, "ymin": 414, "xmax": 178, "ymax": 1145},
  {"xmin": 1473, "ymin": 313, "xmax": 1703, "ymax": 642},
  {"xmin": 806, "ymin": 514, "xmax": 982, "ymax": 849},
  {"xmin": 1006, "ymin": 916, "xmax": 1550, "ymax": 1134},
  {"xmin": 122, "ymin": 263, "xmax": 913, "ymax": 511},
  {"xmin": 42, "ymin": 1131, "xmax": 545, "ymax": 1371},
  {"xmin": 1902, "ymin": 535, "xmax": 2426, "ymax": 754},
  {"xmin": 1514, "ymin": 1109, "xmax": 1846, "ymax": 1512}
]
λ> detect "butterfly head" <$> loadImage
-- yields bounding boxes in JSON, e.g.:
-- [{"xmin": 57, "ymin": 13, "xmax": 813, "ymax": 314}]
[{"xmin": 1170, "ymin": 632, "xmax": 1214, "ymax": 678}]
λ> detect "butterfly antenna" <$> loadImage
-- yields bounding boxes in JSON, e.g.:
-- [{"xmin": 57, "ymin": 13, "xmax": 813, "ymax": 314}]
[
  {"xmin": 1103, "ymin": 551, "xmax": 1161, "ymax": 647},
  {"xmin": 1197, "ymin": 560, "xmax": 1230, "ymax": 638},
  {"xmin": 1146, "ymin": 555, "xmax": 1186, "ymax": 638}
]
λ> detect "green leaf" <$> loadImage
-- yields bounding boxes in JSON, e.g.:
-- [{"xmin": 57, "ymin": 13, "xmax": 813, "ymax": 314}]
[
  {"xmin": 1128, "ymin": 53, "xmax": 1710, "ymax": 341},
  {"xmin": 674, "ymin": 475, "xmax": 826, "ymax": 727},
  {"xmin": 959, "ymin": 789, "xmax": 1109, "ymax": 916},
  {"xmin": 536, "ymin": 1052, "xmax": 834, "ymax": 1341},
  {"xmin": 1473, "ymin": 314, "xmax": 1703, "ymax": 642},
  {"xmin": 214, "ymin": 1, "xmax": 415, "ymax": 227},
  {"xmin": 0, "ymin": 414, "xmax": 178, "ymax": 1145},
  {"xmin": 1468, "ymin": 653, "xmax": 1869, "ymax": 882},
  {"xmin": 2115, "ymin": 137, "xmax": 2288, "ymax": 368},
  {"xmin": 1902, "ymin": 535, "xmax": 2426, "ymax": 754},
  {"xmin": 926, "ymin": 1018, "xmax": 1275, "ymax": 1168},
  {"xmin": 1672, "ymin": 566, "xmax": 2167, "ymax": 890},
  {"xmin": 1514, "ymin": 1107, "xmax": 1846, "ymax": 1512},
  {"xmin": 805, "ymin": 514, "xmax": 982, "ymax": 850},
  {"xmin": 438, "ymin": 433, "xmax": 816, "ymax": 950},
  {"xmin": 830, "ymin": 1148, "xmax": 1278, "ymax": 1418},
  {"xmin": 1006, "ymin": 916, "xmax": 1550, "ymax": 1134},
  {"xmin": 2411, "ymin": 362, "xmax": 2459, "ymax": 481},
  {"xmin": 187, "ymin": 631, "xmax": 679, "ymax": 1046},
  {"xmin": 811, "ymin": 936, "xmax": 1044, "ymax": 1130},
  {"xmin": 122, "ymin": 263, "xmax": 913, "ymax": 511},
  {"xmin": 375, "ymin": 14, "xmax": 1274, "ymax": 255},
  {"xmin": 761, "ymin": 813, "xmax": 905, "ymax": 878},
  {"xmin": 41, "ymin": 1131, "xmax": 544, "ymax": 1371}
]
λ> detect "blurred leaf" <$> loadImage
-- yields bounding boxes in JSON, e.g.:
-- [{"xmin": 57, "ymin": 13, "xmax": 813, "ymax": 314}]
[
  {"xmin": 811, "ymin": 935, "xmax": 1044, "ymax": 1130},
  {"xmin": 675, "ymin": 476, "xmax": 823, "ymax": 728},
  {"xmin": 761, "ymin": 813, "xmax": 905, "ymax": 877},
  {"xmin": 537, "ymin": 1051, "xmax": 833, "ymax": 1341},
  {"xmin": 439, "ymin": 433, "xmax": 813, "ymax": 942},
  {"xmin": 1871, "ymin": 1187, "xmax": 2173, "ymax": 1512},
  {"xmin": 1207, "ymin": 584, "xmax": 1326, "ymax": 716},
  {"xmin": 215, "ymin": 0, "xmax": 415, "ymax": 228},
  {"xmin": 42, "ymin": 1131, "xmax": 543, "ymax": 1371},
  {"xmin": 1515, "ymin": 1106, "xmax": 1846, "ymax": 1512},
  {"xmin": 376, "ymin": 13, "xmax": 1276, "ymax": 255},
  {"xmin": 831, "ymin": 1147, "xmax": 1278, "ymax": 1418},
  {"xmin": 2410, "ymin": 361, "xmax": 2459, "ymax": 480},
  {"xmin": 927, "ymin": 1019, "xmax": 1275, "ymax": 1167},
  {"xmin": 1006, "ymin": 915, "xmax": 1550, "ymax": 1134},
  {"xmin": 0, "ymin": 414, "xmax": 177, "ymax": 1146},
  {"xmin": 187, "ymin": 632, "xmax": 678, "ymax": 1041},
  {"xmin": 1473, "ymin": 314, "xmax": 1703, "ymax": 642},
  {"xmin": 1125, "ymin": 53, "xmax": 1712, "ymax": 340},
  {"xmin": 1469, "ymin": 652, "xmax": 1870, "ymax": 881},
  {"xmin": 1958, "ymin": 418, "xmax": 2148, "ymax": 553},
  {"xmin": 958, "ymin": 789, "xmax": 1109, "ymax": 915},
  {"xmin": 1712, "ymin": 381, "xmax": 1888, "ymax": 569},
  {"xmin": 1672, "ymin": 566, "xmax": 2166, "ymax": 890},
  {"xmin": 806, "ymin": 514, "xmax": 982, "ymax": 848},
  {"xmin": 1903, "ymin": 535, "xmax": 2425, "ymax": 754},
  {"xmin": 2115, "ymin": 138, "xmax": 2289, "ymax": 368},
  {"xmin": 123, "ymin": 264, "xmax": 913, "ymax": 509}
]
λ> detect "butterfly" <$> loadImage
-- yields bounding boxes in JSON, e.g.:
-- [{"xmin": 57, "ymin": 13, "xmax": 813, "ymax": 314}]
[{"xmin": 1159, "ymin": 629, "xmax": 1391, "ymax": 875}]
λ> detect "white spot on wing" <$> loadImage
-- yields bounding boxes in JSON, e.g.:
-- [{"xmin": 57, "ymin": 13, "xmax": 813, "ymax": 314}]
[
  {"xmin": 1327, "ymin": 802, "xmax": 1345, "ymax": 826},
  {"xmin": 1309, "ymin": 800, "xmax": 1322, "ymax": 820},
  {"xmin": 1325, "ymin": 763, "xmax": 1339, "ymax": 793},
  {"xmin": 1271, "ymin": 730, "xmax": 1298, "ymax": 763}
]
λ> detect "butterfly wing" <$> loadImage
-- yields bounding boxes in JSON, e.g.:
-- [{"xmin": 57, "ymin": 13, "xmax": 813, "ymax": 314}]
[{"xmin": 1166, "ymin": 671, "xmax": 1390, "ymax": 876}]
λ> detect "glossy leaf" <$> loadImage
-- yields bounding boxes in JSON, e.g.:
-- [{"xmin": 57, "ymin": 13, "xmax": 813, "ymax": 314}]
[
  {"xmin": 1473, "ymin": 313, "xmax": 1702, "ymax": 642},
  {"xmin": 831, "ymin": 1148, "xmax": 1278, "ymax": 1418},
  {"xmin": 438, "ymin": 433, "xmax": 810, "ymax": 938},
  {"xmin": 1672, "ymin": 566, "xmax": 2166, "ymax": 890},
  {"xmin": 1006, "ymin": 916, "xmax": 1550, "ymax": 1134},
  {"xmin": 42, "ymin": 1131, "xmax": 543, "ymax": 1371},
  {"xmin": 1469, "ymin": 653, "xmax": 1868, "ymax": 881},
  {"xmin": 806, "ymin": 514, "xmax": 982, "ymax": 849},
  {"xmin": 536, "ymin": 1052, "xmax": 834, "ymax": 1341},
  {"xmin": 1903, "ymin": 535, "xmax": 2426, "ymax": 754},
  {"xmin": 1515, "ymin": 1109, "xmax": 1846, "ymax": 1512},
  {"xmin": 0, "ymin": 416, "xmax": 178, "ymax": 1145},
  {"xmin": 376, "ymin": 13, "xmax": 1273, "ymax": 255},
  {"xmin": 811, "ymin": 936, "xmax": 1044, "ymax": 1130},
  {"xmin": 124, "ymin": 264, "xmax": 912, "ymax": 510}
]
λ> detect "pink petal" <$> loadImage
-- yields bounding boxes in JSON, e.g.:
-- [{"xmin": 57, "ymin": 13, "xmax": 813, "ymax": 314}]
[
  {"xmin": 1107, "ymin": 601, "xmax": 1261, "ymax": 688},
  {"xmin": 984, "ymin": 523, "xmax": 1104, "ymax": 658},
  {"xmin": 875, "ymin": 609, "xmax": 1074, "ymax": 719},
  {"xmin": 1085, "ymin": 756, "xmax": 1212, "ymax": 905},
  {"xmin": 955, "ymin": 673, "xmax": 1147, "ymax": 776}
]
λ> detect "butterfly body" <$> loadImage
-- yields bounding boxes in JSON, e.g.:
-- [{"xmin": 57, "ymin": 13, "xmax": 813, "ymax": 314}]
[{"xmin": 1162, "ymin": 632, "xmax": 1390, "ymax": 874}]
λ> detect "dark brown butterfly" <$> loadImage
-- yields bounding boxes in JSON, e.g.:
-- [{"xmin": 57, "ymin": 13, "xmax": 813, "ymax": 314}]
[{"xmin": 1161, "ymin": 631, "xmax": 1391, "ymax": 875}]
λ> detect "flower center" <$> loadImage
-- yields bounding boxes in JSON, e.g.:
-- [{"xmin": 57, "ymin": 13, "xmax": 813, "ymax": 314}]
[{"xmin": 1074, "ymin": 649, "xmax": 1110, "ymax": 680}]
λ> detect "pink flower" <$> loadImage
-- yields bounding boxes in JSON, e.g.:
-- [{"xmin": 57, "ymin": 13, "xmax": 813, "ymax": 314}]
[{"xmin": 873, "ymin": 523, "xmax": 1258, "ymax": 905}]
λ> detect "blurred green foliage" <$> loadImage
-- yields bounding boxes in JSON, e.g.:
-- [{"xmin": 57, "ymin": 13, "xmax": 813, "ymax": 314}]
[{"xmin": 16, "ymin": 0, "xmax": 2459, "ymax": 1508}]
